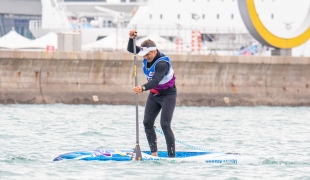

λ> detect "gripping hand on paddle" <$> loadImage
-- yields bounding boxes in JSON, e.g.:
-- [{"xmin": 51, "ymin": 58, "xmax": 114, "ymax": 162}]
[
  {"xmin": 133, "ymin": 86, "xmax": 143, "ymax": 94},
  {"xmin": 129, "ymin": 29, "xmax": 137, "ymax": 39}
]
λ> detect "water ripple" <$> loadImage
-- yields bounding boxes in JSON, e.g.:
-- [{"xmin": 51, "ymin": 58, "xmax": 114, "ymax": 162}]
[{"xmin": 0, "ymin": 105, "xmax": 309, "ymax": 179}]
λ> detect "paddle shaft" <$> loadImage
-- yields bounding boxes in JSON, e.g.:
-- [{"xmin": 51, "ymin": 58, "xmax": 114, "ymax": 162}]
[
  {"xmin": 133, "ymin": 37, "xmax": 139, "ymax": 143},
  {"xmin": 133, "ymin": 36, "xmax": 142, "ymax": 160}
]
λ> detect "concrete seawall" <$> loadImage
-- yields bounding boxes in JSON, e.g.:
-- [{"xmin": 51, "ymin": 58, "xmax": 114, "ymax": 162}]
[{"xmin": 0, "ymin": 50, "xmax": 309, "ymax": 106}]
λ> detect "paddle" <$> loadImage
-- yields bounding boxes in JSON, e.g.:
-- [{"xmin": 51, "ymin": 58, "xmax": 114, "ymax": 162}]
[{"xmin": 132, "ymin": 35, "xmax": 142, "ymax": 161}]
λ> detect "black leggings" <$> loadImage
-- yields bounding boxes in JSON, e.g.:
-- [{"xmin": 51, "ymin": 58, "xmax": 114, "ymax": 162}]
[{"xmin": 143, "ymin": 92, "xmax": 176, "ymax": 157}]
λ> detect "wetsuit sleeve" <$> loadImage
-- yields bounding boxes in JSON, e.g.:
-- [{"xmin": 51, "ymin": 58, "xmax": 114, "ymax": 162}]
[
  {"xmin": 127, "ymin": 38, "xmax": 140, "ymax": 54},
  {"xmin": 143, "ymin": 61, "xmax": 169, "ymax": 90}
]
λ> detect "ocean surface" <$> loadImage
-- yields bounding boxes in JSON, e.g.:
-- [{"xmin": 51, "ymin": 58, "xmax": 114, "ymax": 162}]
[{"xmin": 0, "ymin": 104, "xmax": 309, "ymax": 180}]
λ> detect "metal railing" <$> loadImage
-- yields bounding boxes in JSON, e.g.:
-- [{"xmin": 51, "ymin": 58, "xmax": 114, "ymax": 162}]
[{"xmin": 29, "ymin": 20, "xmax": 42, "ymax": 29}]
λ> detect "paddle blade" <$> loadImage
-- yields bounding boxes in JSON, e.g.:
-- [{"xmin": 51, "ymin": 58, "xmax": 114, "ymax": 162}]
[{"xmin": 132, "ymin": 143, "xmax": 142, "ymax": 161}]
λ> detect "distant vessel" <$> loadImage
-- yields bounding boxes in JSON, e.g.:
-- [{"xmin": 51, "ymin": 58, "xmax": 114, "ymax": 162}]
[
  {"xmin": 30, "ymin": 0, "xmax": 142, "ymax": 45},
  {"xmin": 29, "ymin": 0, "xmax": 310, "ymax": 56}
]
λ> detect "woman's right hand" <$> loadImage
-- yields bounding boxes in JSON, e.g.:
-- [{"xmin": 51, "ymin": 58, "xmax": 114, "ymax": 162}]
[{"xmin": 129, "ymin": 29, "xmax": 137, "ymax": 39}]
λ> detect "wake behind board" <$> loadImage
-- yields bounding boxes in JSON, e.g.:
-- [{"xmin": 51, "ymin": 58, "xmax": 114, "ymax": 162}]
[{"xmin": 53, "ymin": 149, "xmax": 258, "ymax": 165}]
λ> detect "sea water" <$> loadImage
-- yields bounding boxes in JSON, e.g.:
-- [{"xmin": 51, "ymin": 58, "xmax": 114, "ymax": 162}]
[{"xmin": 0, "ymin": 104, "xmax": 309, "ymax": 180}]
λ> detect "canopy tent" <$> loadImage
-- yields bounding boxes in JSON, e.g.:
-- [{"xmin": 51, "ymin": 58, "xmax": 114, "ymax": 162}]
[
  {"xmin": 136, "ymin": 33, "xmax": 176, "ymax": 53},
  {"xmin": 82, "ymin": 32, "xmax": 127, "ymax": 51},
  {"xmin": 0, "ymin": 30, "xmax": 31, "ymax": 49},
  {"xmin": 17, "ymin": 32, "xmax": 58, "ymax": 49}
]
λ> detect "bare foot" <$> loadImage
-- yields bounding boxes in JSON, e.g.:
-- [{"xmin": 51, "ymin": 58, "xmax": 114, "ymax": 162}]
[{"xmin": 151, "ymin": 152, "xmax": 158, "ymax": 157}]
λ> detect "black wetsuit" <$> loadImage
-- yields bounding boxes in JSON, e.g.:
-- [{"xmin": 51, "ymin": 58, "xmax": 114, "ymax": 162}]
[{"xmin": 127, "ymin": 38, "xmax": 176, "ymax": 157}]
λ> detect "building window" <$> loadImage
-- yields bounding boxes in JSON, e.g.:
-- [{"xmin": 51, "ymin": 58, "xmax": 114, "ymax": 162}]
[
  {"xmin": 271, "ymin": 14, "xmax": 274, "ymax": 19},
  {"xmin": 108, "ymin": 20, "xmax": 112, "ymax": 27},
  {"xmin": 150, "ymin": 14, "xmax": 152, "ymax": 19},
  {"xmin": 121, "ymin": 0, "xmax": 126, "ymax": 2},
  {"xmin": 160, "ymin": 14, "xmax": 163, "ymax": 19},
  {"xmin": 217, "ymin": 14, "xmax": 219, "ymax": 19},
  {"xmin": 178, "ymin": 14, "xmax": 180, "ymax": 19},
  {"xmin": 130, "ymin": 0, "xmax": 136, "ymax": 2},
  {"xmin": 202, "ymin": 14, "xmax": 205, "ymax": 19},
  {"xmin": 231, "ymin": 14, "xmax": 234, "ymax": 19},
  {"xmin": 20, "ymin": 27, "xmax": 25, "ymax": 36}
]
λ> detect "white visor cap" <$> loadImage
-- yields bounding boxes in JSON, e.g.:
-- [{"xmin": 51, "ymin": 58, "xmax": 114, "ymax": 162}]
[{"xmin": 137, "ymin": 47, "xmax": 157, "ymax": 56}]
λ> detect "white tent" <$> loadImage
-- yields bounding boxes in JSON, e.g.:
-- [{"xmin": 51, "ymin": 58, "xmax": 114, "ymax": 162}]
[
  {"xmin": 82, "ymin": 32, "xmax": 127, "ymax": 51},
  {"xmin": 17, "ymin": 32, "xmax": 58, "ymax": 49},
  {"xmin": 0, "ymin": 30, "xmax": 31, "ymax": 49},
  {"xmin": 137, "ymin": 33, "xmax": 176, "ymax": 53}
]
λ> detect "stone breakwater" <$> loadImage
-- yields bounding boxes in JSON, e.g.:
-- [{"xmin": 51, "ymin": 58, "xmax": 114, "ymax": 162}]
[{"xmin": 0, "ymin": 50, "xmax": 309, "ymax": 106}]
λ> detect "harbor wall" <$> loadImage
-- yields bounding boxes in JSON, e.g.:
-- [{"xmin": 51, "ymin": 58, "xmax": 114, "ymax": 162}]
[{"xmin": 0, "ymin": 50, "xmax": 309, "ymax": 106}]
